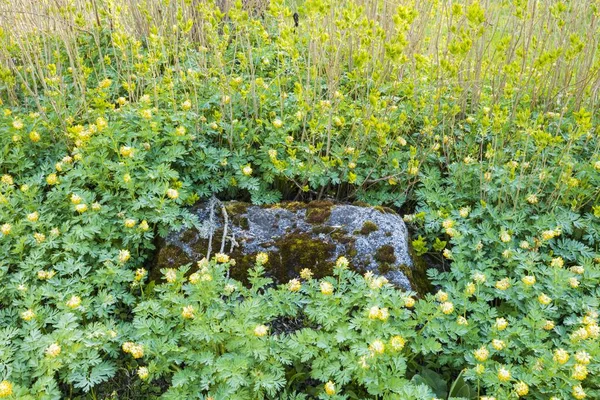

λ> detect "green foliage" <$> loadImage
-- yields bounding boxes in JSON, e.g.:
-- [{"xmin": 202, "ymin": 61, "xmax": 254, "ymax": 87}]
[
  {"xmin": 130, "ymin": 258, "xmax": 436, "ymax": 399},
  {"xmin": 0, "ymin": 0, "xmax": 598, "ymax": 399}
]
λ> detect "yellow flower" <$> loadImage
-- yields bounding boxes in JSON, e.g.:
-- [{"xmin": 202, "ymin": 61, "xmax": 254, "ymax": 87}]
[
  {"xmin": 130, "ymin": 344, "xmax": 144, "ymax": 359},
  {"xmin": 137, "ymin": 366, "xmax": 149, "ymax": 380},
  {"xmin": 75, "ymin": 203, "xmax": 88, "ymax": 213},
  {"xmin": 0, "ymin": 380, "xmax": 13, "ymax": 397},
  {"xmin": 378, "ymin": 307, "xmax": 389, "ymax": 321},
  {"xmin": 123, "ymin": 173, "xmax": 131, "ymax": 183},
  {"xmin": 569, "ymin": 277, "xmax": 580, "ymax": 288},
  {"xmin": 320, "ymin": 281, "xmax": 334, "ymax": 295},
  {"xmin": 335, "ymin": 256, "xmax": 349, "ymax": 269},
  {"xmin": 472, "ymin": 271, "xmax": 486, "ymax": 283},
  {"xmin": 368, "ymin": 306, "xmax": 380, "ymax": 320},
  {"xmin": 459, "ymin": 207, "xmax": 470, "ymax": 218},
  {"xmin": 474, "ymin": 364, "xmax": 485, "ymax": 375},
  {"xmin": 99, "ymin": 78, "xmax": 112, "ymax": 88},
  {"xmin": 92, "ymin": 202, "xmax": 101, "ymax": 211},
  {"xmin": 465, "ymin": 282, "xmax": 476, "ymax": 296},
  {"xmin": 538, "ymin": 293, "xmax": 552, "ymax": 305},
  {"xmin": 122, "ymin": 342, "xmax": 134, "ymax": 353},
  {"xmin": 27, "ymin": 211, "xmax": 39, "ymax": 222},
  {"xmin": 586, "ymin": 324, "xmax": 599, "ymax": 338},
  {"xmin": 45, "ymin": 343, "xmax": 61, "ymax": 357},
  {"xmin": 66, "ymin": 295, "xmax": 82, "ymax": 309},
  {"xmin": 1, "ymin": 224, "xmax": 11, "ymax": 236},
  {"xmin": 574, "ymin": 351, "xmax": 591, "ymax": 365},
  {"xmin": 324, "ymin": 381, "xmax": 336, "ymax": 396},
  {"xmin": 522, "ymin": 275, "xmax": 535, "ymax": 286},
  {"xmin": 175, "ymin": 126, "xmax": 186, "ymax": 136},
  {"xmin": 497, "ymin": 366, "xmax": 511, "ymax": 382},
  {"xmin": 440, "ymin": 302, "xmax": 454, "ymax": 314},
  {"xmin": 46, "ymin": 173, "xmax": 58, "ymax": 185},
  {"xmin": 21, "ymin": 309, "xmax": 35, "ymax": 321},
  {"xmin": 188, "ymin": 272, "xmax": 200, "ymax": 284},
  {"xmin": 572, "ymin": 364, "xmax": 588, "ymax": 381},
  {"xmin": 436, "ymin": 290, "xmax": 448, "ymax": 302},
  {"xmin": 369, "ymin": 339, "xmax": 385, "ymax": 355},
  {"xmin": 390, "ymin": 335, "xmax": 406, "ymax": 351},
  {"xmin": 0, "ymin": 174, "xmax": 13, "ymax": 186},
  {"xmin": 543, "ymin": 320, "xmax": 555, "ymax": 330},
  {"xmin": 474, "ymin": 346, "xmax": 489, "ymax": 362},
  {"xmin": 135, "ymin": 268, "xmax": 147, "ymax": 281},
  {"xmin": 118, "ymin": 249, "xmax": 131, "ymax": 263},
  {"xmin": 526, "ymin": 194, "xmax": 538, "ymax": 204},
  {"xmin": 300, "ymin": 268, "xmax": 313, "ymax": 281},
  {"xmin": 256, "ymin": 252, "xmax": 269, "ymax": 265},
  {"xmin": 288, "ymin": 279, "xmax": 301, "ymax": 292},
  {"xmin": 141, "ymin": 109, "xmax": 152, "ymax": 119},
  {"xmin": 572, "ymin": 384, "xmax": 586, "ymax": 399},
  {"xmin": 29, "ymin": 130, "xmax": 41, "ymax": 142},
  {"xmin": 215, "ymin": 253, "xmax": 230, "ymax": 263},
  {"xmin": 520, "ymin": 240, "xmax": 530, "ymax": 249},
  {"xmin": 124, "ymin": 219, "xmax": 136, "ymax": 228},
  {"xmin": 182, "ymin": 99, "xmax": 192, "ymax": 110},
  {"xmin": 164, "ymin": 269, "xmax": 177, "ymax": 283},
  {"xmin": 96, "ymin": 117, "xmax": 107, "ymax": 131},
  {"xmin": 404, "ymin": 297, "xmax": 415, "ymax": 308},
  {"xmin": 369, "ymin": 276, "xmax": 388, "ymax": 290},
  {"xmin": 120, "ymin": 146, "xmax": 134, "ymax": 158},
  {"xmin": 442, "ymin": 249, "xmax": 452, "ymax": 259},
  {"xmin": 492, "ymin": 339, "xmax": 506, "ymax": 351},
  {"xmin": 254, "ymin": 324, "xmax": 268, "ymax": 337},
  {"xmin": 514, "ymin": 381, "xmax": 529, "ymax": 397},
  {"xmin": 542, "ymin": 230, "xmax": 557, "ymax": 240},
  {"xmin": 553, "ymin": 348, "xmax": 569, "ymax": 364},
  {"xmin": 139, "ymin": 220, "xmax": 149, "ymax": 231},
  {"xmin": 571, "ymin": 265, "xmax": 585, "ymax": 274},
  {"xmin": 182, "ymin": 305, "xmax": 195, "ymax": 319},
  {"xmin": 12, "ymin": 119, "xmax": 23, "ymax": 129},
  {"xmin": 495, "ymin": 318, "xmax": 508, "ymax": 330},
  {"xmin": 242, "ymin": 165, "xmax": 253, "ymax": 176},
  {"xmin": 442, "ymin": 219, "xmax": 455, "ymax": 229},
  {"xmin": 272, "ymin": 118, "xmax": 283, "ymax": 128},
  {"xmin": 495, "ymin": 278, "xmax": 510, "ymax": 290},
  {"xmin": 70, "ymin": 194, "xmax": 82, "ymax": 205},
  {"xmin": 500, "ymin": 231, "xmax": 511, "ymax": 242},
  {"xmin": 551, "ymin": 257, "xmax": 564, "ymax": 268},
  {"xmin": 457, "ymin": 316, "xmax": 468, "ymax": 325},
  {"xmin": 34, "ymin": 232, "xmax": 46, "ymax": 243}
]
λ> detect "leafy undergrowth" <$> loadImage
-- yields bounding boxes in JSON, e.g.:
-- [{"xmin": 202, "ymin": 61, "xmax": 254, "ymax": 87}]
[{"xmin": 0, "ymin": 0, "xmax": 599, "ymax": 399}]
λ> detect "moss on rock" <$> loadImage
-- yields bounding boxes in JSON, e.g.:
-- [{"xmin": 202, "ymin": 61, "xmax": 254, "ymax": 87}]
[{"xmin": 358, "ymin": 220, "xmax": 379, "ymax": 235}]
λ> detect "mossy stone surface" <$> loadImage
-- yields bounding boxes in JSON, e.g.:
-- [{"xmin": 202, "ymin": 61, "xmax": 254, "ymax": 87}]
[{"xmin": 151, "ymin": 200, "xmax": 430, "ymax": 294}]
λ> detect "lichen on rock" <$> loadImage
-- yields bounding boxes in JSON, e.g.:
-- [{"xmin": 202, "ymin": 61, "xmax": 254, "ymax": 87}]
[{"xmin": 151, "ymin": 200, "xmax": 430, "ymax": 294}]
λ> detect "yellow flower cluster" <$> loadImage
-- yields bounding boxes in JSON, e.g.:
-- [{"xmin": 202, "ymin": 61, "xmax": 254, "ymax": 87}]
[
  {"xmin": 181, "ymin": 305, "xmax": 195, "ymax": 319},
  {"xmin": 368, "ymin": 306, "xmax": 389, "ymax": 321},
  {"xmin": 288, "ymin": 279, "xmax": 301, "ymax": 292},
  {"xmin": 66, "ymin": 295, "xmax": 82, "ymax": 309},
  {"xmin": 122, "ymin": 342, "xmax": 144, "ymax": 358},
  {"xmin": 256, "ymin": 252, "xmax": 269, "ymax": 265},
  {"xmin": 45, "ymin": 343, "xmax": 62, "ymax": 358},
  {"xmin": 254, "ymin": 325, "xmax": 268, "ymax": 337},
  {"xmin": 0, "ymin": 380, "xmax": 13, "ymax": 398},
  {"xmin": 320, "ymin": 281, "xmax": 334, "ymax": 295}
]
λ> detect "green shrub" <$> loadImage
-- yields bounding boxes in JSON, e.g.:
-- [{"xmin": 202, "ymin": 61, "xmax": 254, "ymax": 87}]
[{"xmin": 0, "ymin": 0, "xmax": 599, "ymax": 398}]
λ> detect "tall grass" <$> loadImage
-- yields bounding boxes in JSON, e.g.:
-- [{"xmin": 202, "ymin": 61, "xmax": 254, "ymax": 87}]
[{"xmin": 1, "ymin": 0, "xmax": 599, "ymax": 111}]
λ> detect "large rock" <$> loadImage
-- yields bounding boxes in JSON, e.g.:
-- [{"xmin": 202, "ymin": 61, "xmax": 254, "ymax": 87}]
[{"xmin": 151, "ymin": 200, "xmax": 430, "ymax": 294}]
